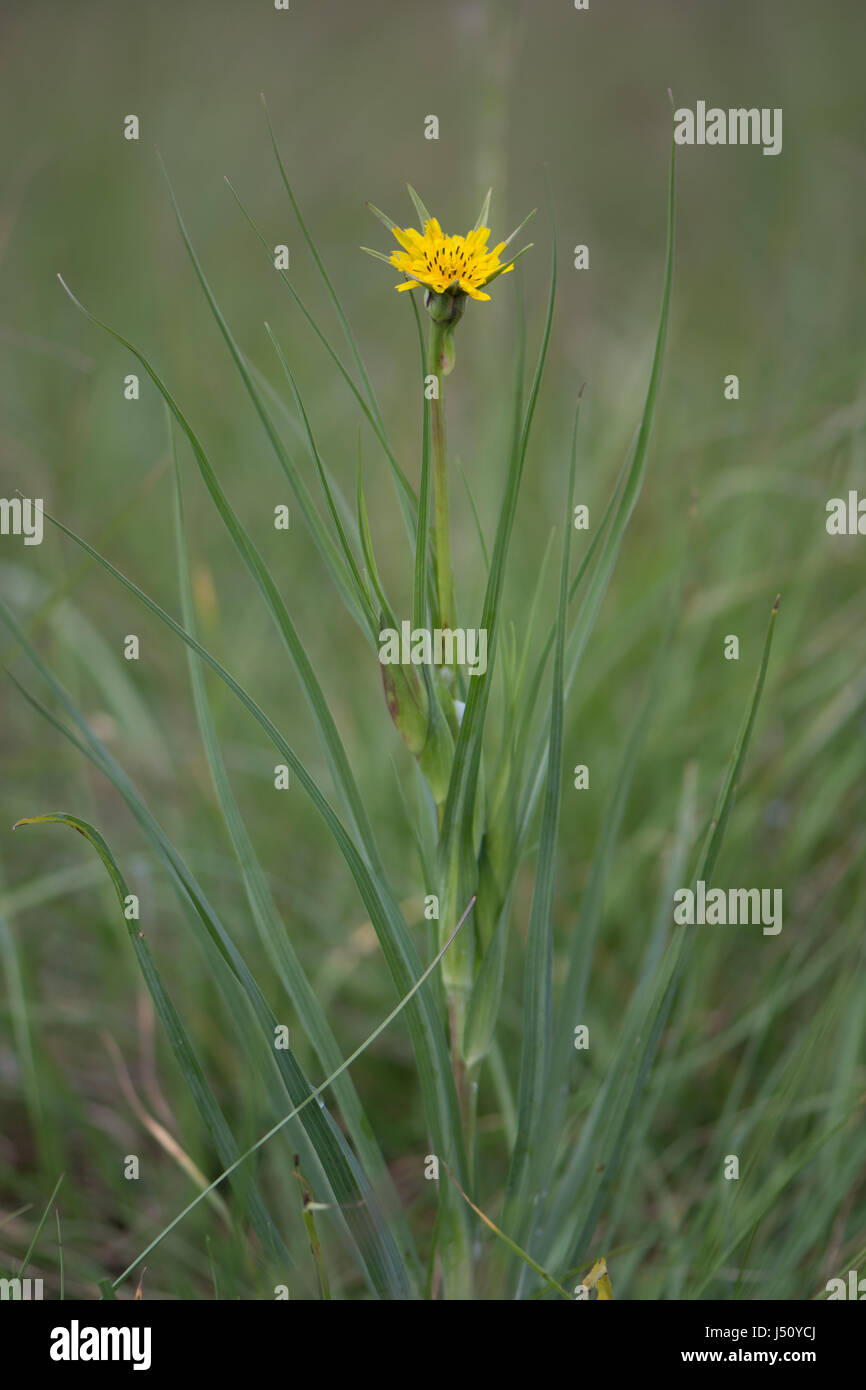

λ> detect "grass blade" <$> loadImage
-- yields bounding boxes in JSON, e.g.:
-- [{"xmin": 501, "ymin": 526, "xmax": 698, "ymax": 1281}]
[
  {"xmin": 3, "ymin": 606, "xmax": 416, "ymax": 1296},
  {"xmin": 440, "ymin": 1161, "xmax": 571, "ymax": 1301},
  {"xmin": 171, "ymin": 444, "xmax": 421, "ymax": 1282},
  {"xmin": 2, "ymin": 515, "xmax": 469, "ymax": 1197},
  {"xmin": 504, "ymin": 396, "xmax": 580, "ymax": 1231},
  {"xmin": 56, "ymin": 274, "xmax": 383, "ymax": 863},
  {"xmin": 436, "ymin": 217, "xmax": 557, "ymax": 1007},
  {"xmin": 263, "ymin": 324, "xmax": 375, "ymax": 635},
  {"xmin": 17, "ymin": 1172, "xmax": 64, "ymax": 1278},
  {"xmin": 110, "ymin": 896, "xmax": 476, "ymax": 1289},
  {"xmin": 473, "ymin": 188, "xmax": 493, "ymax": 232},
  {"xmin": 541, "ymin": 593, "xmax": 780, "ymax": 1275},
  {"xmin": 406, "ymin": 184, "xmax": 432, "ymax": 228},
  {"xmin": 11, "ymin": 814, "xmax": 293, "ymax": 1269},
  {"xmin": 518, "ymin": 116, "xmax": 677, "ymax": 847},
  {"xmin": 261, "ymin": 94, "xmax": 389, "ymax": 439},
  {"xmin": 224, "ymin": 169, "xmax": 418, "ymax": 536},
  {"xmin": 410, "ymin": 292, "xmax": 434, "ymax": 633}
]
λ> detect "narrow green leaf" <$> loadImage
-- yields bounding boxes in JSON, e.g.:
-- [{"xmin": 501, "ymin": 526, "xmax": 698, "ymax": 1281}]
[
  {"xmin": 171, "ymin": 444, "xmax": 421, "ymax": 1285},
  {"xmin": 366, "ymin": 200, "xmax": 399, "ymax": 232},
  {"xmin": 11, "ymin": 811, "xmax": 293, "ymax": 1267},
  {"xmin": 437, "ymin": 213, "xmax": 557, "ymax": 993},
  {"xmin": 473, "ymin": 188, "xmax": 493, "ymax": 232},
  {"xmin": 516, "ymin": 117, "xmax": 678, "ymax": 844},
  {"xmin": 560, "ymin": 598, "xmax": 677, "ymax": 1036},
  {"xmin": 440, "ymin": 1161, "xmax": 571, "ymax": 1301},
  {"xmin": 360, "ymin": 246, "xmax": 394, "ymax": 265},
  {"xmin": 4, "ymin": 608, "xmax": 415, "ymax": 1296},
  {"xmin": 406, "ymin": 184, "xmax": 432, "ymax": 228},
  {"xmin": 510, "ymin": 527, "xmax": 556, "ymax": 721},
  {"xmin": 463, "ymin": 891, "xmax": 513, "ymax": 1067},
  {"xmin": 502, "ymin": 208, "xmax": 537, "ymax": 249},
  {"xmin": 409, "ymin": 292, "xmax": 434, "ymax": 634},
  {"xmin": 356, "ymin": 448, "xmax": 398, "ymax": 630},
  {"xmin": 57, "ymin": 271, "xmax": 385, "ymax": 865},
  {"xmin": 483, "ymin": 243, "xmax": 534, "ymax": 287},
  {"xmin": 261, "ymin": 94, "xmax": 389, "ymax": 439},
  {"xmin": 0, "ymin": 900, "xmax": 44, "ymax": 1157},
  {"xmin": 698, "ymin": 594, "xmax": 781, "ymax": 883},
  {"xmin": 17, "ymin": 1172, "xmax": 64, "ymax": 1278},
  {"xmin": 77, "ymin": 181, "xmax": 375, "ymax": 637},
  {"xmin": 541, "ymin": 593, "xmax": 780, "ymax": 1273},
  {"xmin": 459, "ymin": 466, "xmax": 490, "ymax": 577},
  {"xmin": 293, "ymin": 1158, "xmax": 331, "ymax": 1299},
  {"xmin": 3, "ymin": 517, "xmax": 469, "ymax": 1197},
  {"xmin": 111, "ymin": 896, "xmax": 476, "ymax": 1289},
  {"xmin": 224, "ymin": 173, "xmax": 418, "ymax": 538},
  {"xmin": 504, "ymin": 395, "xmax": 581, "ymax": 1231},
  {"xmin": 514, "ymin": 448, "xmax": 630, "ymax": 825},
  {"xmin": 263, "ymin": 324, "xmax": 375, "ymax": 635}
]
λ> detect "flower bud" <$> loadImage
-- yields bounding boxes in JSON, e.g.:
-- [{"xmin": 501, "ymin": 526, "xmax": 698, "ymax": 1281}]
[
  {"xmin": 424, "ymin": 286, "xmax": 468, "ymax": 327},
  {"xmin": 416, "ymin": 685, "xmax": 455, "ymax": 807},
  {"xmin": 381, "ymin": 660, "xmax": 429, "ymax": 757}
]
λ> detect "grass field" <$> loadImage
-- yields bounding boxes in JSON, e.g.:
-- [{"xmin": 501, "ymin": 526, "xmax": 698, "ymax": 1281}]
[{"xmin": 1, "ymin": 0, "xmax": 864, "ymax": 1300}]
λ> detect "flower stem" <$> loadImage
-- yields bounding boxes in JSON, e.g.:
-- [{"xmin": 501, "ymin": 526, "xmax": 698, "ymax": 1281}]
[{"xmin": 429, "ymin": 319, "xmax": 455, "ymax": 635}]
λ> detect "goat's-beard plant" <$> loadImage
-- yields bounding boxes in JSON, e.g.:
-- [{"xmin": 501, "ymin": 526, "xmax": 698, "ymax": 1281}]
[
  {"xmin": 364, "ymin": 189, "xmax": 535, "ymax": 1139},
  {"xmin": 14, "ymin": 120, "xmax": 681, "ymax": 1300}
]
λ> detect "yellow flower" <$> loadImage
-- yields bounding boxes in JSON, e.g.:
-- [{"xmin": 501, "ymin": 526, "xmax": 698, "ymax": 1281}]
[
  {"xmin": 389, "ymin": 218, "xmax": 512, "ymax": 301},
  {"xmin": 362, "ymin": 188, "xmax": 534, "ymax": 329}
]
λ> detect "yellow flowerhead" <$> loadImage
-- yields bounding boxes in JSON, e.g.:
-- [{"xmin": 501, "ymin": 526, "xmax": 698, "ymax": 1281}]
[
  {"xmin": 390, "ymin": 219, "xmax": 511, "ymax": 301},
  {"xmin": 363, "ymin": 188, "xmax": 534, "ymax": 323}
]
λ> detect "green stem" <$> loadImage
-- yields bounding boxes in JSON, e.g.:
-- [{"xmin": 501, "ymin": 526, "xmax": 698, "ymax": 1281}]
[
  {"xmin": 449, "ymin": 995, "xmax": 471, "ymax": 1133},
  {"xmin": 429, "ymin": 319, "xmax": 455, "ymax": 634},
  {"xmin": 466, "ymin": 1058, "xmax": 481, "ymax": 1197},
  {"xmin": 428, "ymin": 310, "xmax": 473, "ymax": 1298}
]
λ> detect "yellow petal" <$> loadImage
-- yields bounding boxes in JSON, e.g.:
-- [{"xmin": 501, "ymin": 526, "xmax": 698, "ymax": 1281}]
[
  {"xmin": 395, "ymin": 279, "xmax": 420, "ymax": 291},
  {"xmin": 392, "ymin": 225, "xmax": 426, "ymax": 253}
]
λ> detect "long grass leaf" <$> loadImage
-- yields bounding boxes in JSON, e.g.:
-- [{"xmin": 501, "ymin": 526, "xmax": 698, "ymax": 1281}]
[
  {"xmin": 10, "ymin": 813, "xmax": 296, "ymax": 1269},
  {"xmin": 541, "ymin": 593, "xmax": 780, "ymax": 1274},
  {"xmin": 224, "ymin": 171, "xmax": 418, "ymax": 536},
  {"xmin": 517, "ymin": 119, "xmax": 677, "ymax": 844},
  {"xmin": 171, "ymin": 446, "xmax": 421, "ymax": 1282},
  {"xmin": 17, "ymin": 1172, "xmax": 64, "ymax": 1278},
  {"xmin": 440, "ymin": 1161, "xmax": 571, "ymax": 1301},
  {"xmin": 504, "ymin": 396, "xmax": 580, "ymax": 1231},
  {"xmin": 3, "ymin": 609, "xmax": 414, "ymax": 1296},
  {"xmin": 261, "ymin": 95, "xmax": 389, "ymax": 438},
  {"xmin": 406, "ymin": 184, "xmax": 432, "ymax": 228},
  {"xmin": 436, "ymin": 224, "xmax": 557, "ymax": 1003},
  {"xmin": 410, "ymin": 293, "xmax": 434, "ymax": 633},
  {"xmin": 3, "ymin": 518, "xmax": 468, "ymax": 1192},
  {"xmin": 110, "ymin": 895, "xmax": 475, "ymax": 1289},
  {"xmin": 56, "ymin": 273, "xmax": 383, "ymax": 863},
  {"xmin": 263, "ymin": 324, "xmax": 375, "ymax": 633}
]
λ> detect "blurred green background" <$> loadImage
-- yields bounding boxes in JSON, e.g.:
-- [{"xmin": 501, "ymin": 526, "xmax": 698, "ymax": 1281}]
[{"xmin": 1, "ymin": 0, "xmax": 864, "ymax": 1298}]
